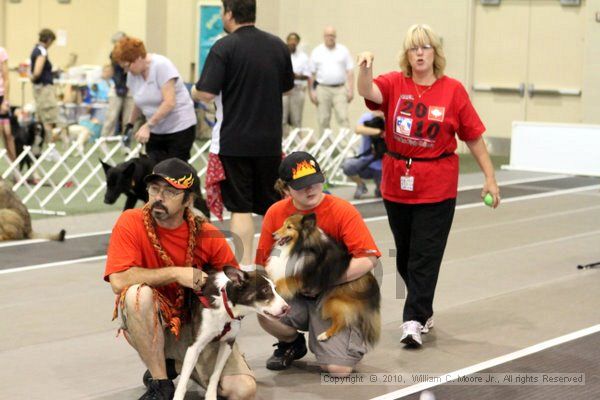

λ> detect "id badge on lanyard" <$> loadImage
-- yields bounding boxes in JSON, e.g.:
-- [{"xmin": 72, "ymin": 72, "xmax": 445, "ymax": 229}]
[{"xmin": 400, "ymin": 158, "xmax": 414, "ymax": 191}]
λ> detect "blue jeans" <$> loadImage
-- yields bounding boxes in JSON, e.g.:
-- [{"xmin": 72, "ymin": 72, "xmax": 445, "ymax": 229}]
[{"xmin": 342, "ymin": 156, "xmax": 381, "ymax": 188}]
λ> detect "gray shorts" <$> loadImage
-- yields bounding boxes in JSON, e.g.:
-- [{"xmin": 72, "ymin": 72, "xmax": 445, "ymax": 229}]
[{"xmin": 280, "ymin": 294, "xmax": 367, "ymax": 367}]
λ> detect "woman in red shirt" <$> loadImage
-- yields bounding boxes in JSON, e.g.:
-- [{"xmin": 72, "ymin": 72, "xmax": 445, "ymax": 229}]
[{"xmin": 357, "ymin": 24, "xmax": 500, "ymax": 347}]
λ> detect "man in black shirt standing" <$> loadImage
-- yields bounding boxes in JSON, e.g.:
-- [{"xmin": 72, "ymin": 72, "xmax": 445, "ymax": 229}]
[{"xmin": 193, "ymin": 0, "xmax": 294, "ymax": 269}]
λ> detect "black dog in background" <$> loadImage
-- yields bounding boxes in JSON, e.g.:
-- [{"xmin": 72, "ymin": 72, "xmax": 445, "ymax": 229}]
[
  {"xmin": 9, "ymin": 107, "xmax": 46, "ymax": 171},
  {"xmin": 101, "ymin": 156, "xmax": 155, "ymax": 211},
  {"xmin": 101, "ymin": 156, "xmax": 210, "ymax": 217}
]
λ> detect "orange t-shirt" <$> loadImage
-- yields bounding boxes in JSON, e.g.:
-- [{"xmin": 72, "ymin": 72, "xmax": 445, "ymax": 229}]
[
  {"xmin": 104, "ymin": 209, "xmax": 238, "ymax": 302},
  {"xmin": 255, "ymin": 194, "xmax": 381, "ymax": 266}
]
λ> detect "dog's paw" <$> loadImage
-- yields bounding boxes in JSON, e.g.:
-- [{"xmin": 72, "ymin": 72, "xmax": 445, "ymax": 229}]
[{"xmin": 317, "ymin": 332, "xmax": 330, "ymax": 342}]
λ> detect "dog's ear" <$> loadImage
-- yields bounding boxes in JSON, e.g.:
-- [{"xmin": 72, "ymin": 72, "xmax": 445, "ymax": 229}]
[
  {"xmin": 122, "ymin": 162, "xmax": 136, "ymax": 178},
  {"xmin": 100, "ymin": 159, "xmax": 113, "ymax": 176},
  {"xmin": 224, "ymin": 265, "xmax": 248, "ymax": 287},
  {"xmin": 301, "ymin": 213, "xmax": 317, "ymax": 229}
]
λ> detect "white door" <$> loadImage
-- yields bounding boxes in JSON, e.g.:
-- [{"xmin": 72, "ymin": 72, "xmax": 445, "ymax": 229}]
[{"xmin": 471, "ymin": 0, "xmax": 585, "ymax": 138}]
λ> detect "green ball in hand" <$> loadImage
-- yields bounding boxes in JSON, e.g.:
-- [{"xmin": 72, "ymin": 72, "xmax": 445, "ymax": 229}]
[{"xmin": 484, "ymin": 193, "xmax": 493, "ymax": 207}]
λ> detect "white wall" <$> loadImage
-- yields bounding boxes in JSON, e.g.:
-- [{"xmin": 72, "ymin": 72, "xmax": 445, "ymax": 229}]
[{"xmin": 1, "ymin": 0, "xmax": 598, "ymax": 134}]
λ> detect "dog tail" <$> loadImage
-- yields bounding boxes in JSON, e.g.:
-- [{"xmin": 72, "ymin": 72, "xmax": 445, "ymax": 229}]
[
  {"xmin": 352, "ymin": 273, "xmax": 381, "ymax": 347},
  {"xmin": 361, "ymin": 309, "xmax": 381, "ymax": 348},
  {"xmin": 31, "ymin": 229, "xmax": 66, "ymax": 242}
]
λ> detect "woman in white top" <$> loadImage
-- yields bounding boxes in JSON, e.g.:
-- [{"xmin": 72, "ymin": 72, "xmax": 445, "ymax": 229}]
[
  {"xmin": 0, "ymin": 46, "xmax": 16, "ymax": 162},
  {"xmin": 112, "ymin": 37, "xmax": 197, "ymax": 163}
]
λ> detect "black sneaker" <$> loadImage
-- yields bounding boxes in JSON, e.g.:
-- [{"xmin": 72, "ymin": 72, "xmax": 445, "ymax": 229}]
[
  {"xmin": 142, "ymin": 359, "xmax": 179, "ymax": 387},
  {"xmin": 266, "ymin": 333, "xmax": 307, "ymax": 370},
  {"xmin": 138, "ymin": 378, "xmax": 174, "ymax": 400}
]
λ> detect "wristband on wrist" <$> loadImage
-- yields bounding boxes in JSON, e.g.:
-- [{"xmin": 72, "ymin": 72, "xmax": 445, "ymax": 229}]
[{"xmin": 192, "ymin": 266, "xmax": 205, "ymax": 292}]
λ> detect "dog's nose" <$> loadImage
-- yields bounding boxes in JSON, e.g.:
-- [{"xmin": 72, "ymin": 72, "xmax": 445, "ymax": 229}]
[{"xmin": 281, "ymin": 305, "xmax": 291, "ymax": 314}]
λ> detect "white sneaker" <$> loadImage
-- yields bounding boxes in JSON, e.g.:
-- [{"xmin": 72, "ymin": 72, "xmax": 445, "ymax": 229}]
[
  {"xmin": 353, "ymin": 183, "xmax": 368, "ymax": 199},
  {"xmin": 421, "ymin": 317, "xmax": 434, "ymax": 334},
  {"xmin": 401, "ymin": 320, "xmax": 423, "ymax": 346},
  {"xmin": 419, "ymin": 390, "xmax": 436, "ymax": 400}
]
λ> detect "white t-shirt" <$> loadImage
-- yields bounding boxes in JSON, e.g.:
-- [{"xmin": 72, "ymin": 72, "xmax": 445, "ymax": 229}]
[
  {"xmin": 127, "ymin": 54, "xmax": 196, "ymax": 134},
  {"xmin": 291, "ymin": 50, "xmax": 311, "ymax": 87},
  {"xmin": 309, "ymin": 43, "xmax": 354, "ymax": 86}
]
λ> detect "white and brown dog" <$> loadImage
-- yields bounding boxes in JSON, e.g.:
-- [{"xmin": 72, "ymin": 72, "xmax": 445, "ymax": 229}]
[
  {"xmin": 173, "ymin": 266, "xmax": 289, "ymax": 400},
  {"xmin": 52, "ymin": 124, "xmax": 92, "ymax": 155}
]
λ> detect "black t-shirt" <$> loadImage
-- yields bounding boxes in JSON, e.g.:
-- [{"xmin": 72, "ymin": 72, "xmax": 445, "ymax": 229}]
[
  {"xmin": 195, "ymin": 25, "xmax": 294, "ymax": 157},
  {"xmin": 30, "ymin": 45, "xmax": 53, "ymax": 85}
]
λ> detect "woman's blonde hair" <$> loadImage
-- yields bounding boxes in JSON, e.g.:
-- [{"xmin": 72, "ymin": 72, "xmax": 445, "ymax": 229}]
[{"xmin": 399, "ymin": 24, "xmax": 446, "ymax": 78}]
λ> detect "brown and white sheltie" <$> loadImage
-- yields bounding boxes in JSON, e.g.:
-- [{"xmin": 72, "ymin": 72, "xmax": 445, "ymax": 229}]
[{"xmin": 266, "ymin": 213, "xmax": 381, "ymax": 346}]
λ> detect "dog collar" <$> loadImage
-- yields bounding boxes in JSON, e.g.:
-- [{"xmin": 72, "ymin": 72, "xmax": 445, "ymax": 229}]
[
  {"xmin": 221, "ymin": 288, "xmax": 242, "ymax": 320},
  {"xmin": 196, "ymin": 288, "xmax": 242, "ymax": 321}
]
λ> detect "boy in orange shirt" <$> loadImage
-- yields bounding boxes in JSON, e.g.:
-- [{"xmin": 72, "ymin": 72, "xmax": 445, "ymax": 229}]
[{"xmin": 255, "ymin": 152, "xmax": 381, "ymax": 376}]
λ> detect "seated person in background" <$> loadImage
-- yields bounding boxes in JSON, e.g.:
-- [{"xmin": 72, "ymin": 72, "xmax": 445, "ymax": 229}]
[
  {"xmin": 342, "ymin": 110, "xmax": 385, "ymax": 199},
  {"xmin": 89, "ymin": 65, "xmax": 114, "ymax": 125},
  {"xmin": 89, "ymin": 64, "xmax": 114, "ymax": 104}
]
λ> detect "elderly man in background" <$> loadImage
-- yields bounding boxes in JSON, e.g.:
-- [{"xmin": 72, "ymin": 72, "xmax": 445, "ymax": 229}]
[
  {"xmin": 282, "ymin": 32, "xmax": 311, "ymax": 135},
  {"xmin": 308, "ymin": 26, "xmax": 354, "ymax": 141}
]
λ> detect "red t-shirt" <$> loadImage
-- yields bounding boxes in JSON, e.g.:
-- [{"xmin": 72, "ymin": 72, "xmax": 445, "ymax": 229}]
[
  {"xmin": 255, "ymin": 194, "xmax": 381, "ymax": 266},
  {"xmin": 365, "ymin": 72, "xmax": 485, "ymax": 204},
  {"xmin": 104, "ymin": 209, "xmax": 238, "ymax": 303}
]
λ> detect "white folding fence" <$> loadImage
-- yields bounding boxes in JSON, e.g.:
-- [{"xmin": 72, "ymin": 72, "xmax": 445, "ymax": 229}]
[{"xmin": 0, "ymin": 127, "xmax": 359, "ymax": 215}]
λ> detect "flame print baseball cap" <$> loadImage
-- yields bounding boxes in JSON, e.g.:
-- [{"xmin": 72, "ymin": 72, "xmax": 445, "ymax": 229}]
[
  {"xmin": 144, "ymin": 158, "xmax": 200, "ymax": 192},
  {"xmin": 279, "ymin": 151, "xmax": 325, "ymax": 190}
]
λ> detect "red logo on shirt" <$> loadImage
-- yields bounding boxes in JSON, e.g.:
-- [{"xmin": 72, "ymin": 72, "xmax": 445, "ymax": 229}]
[{"xmin": 428, "ymin": 106, "xmax": 445, "ymax": 122}]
